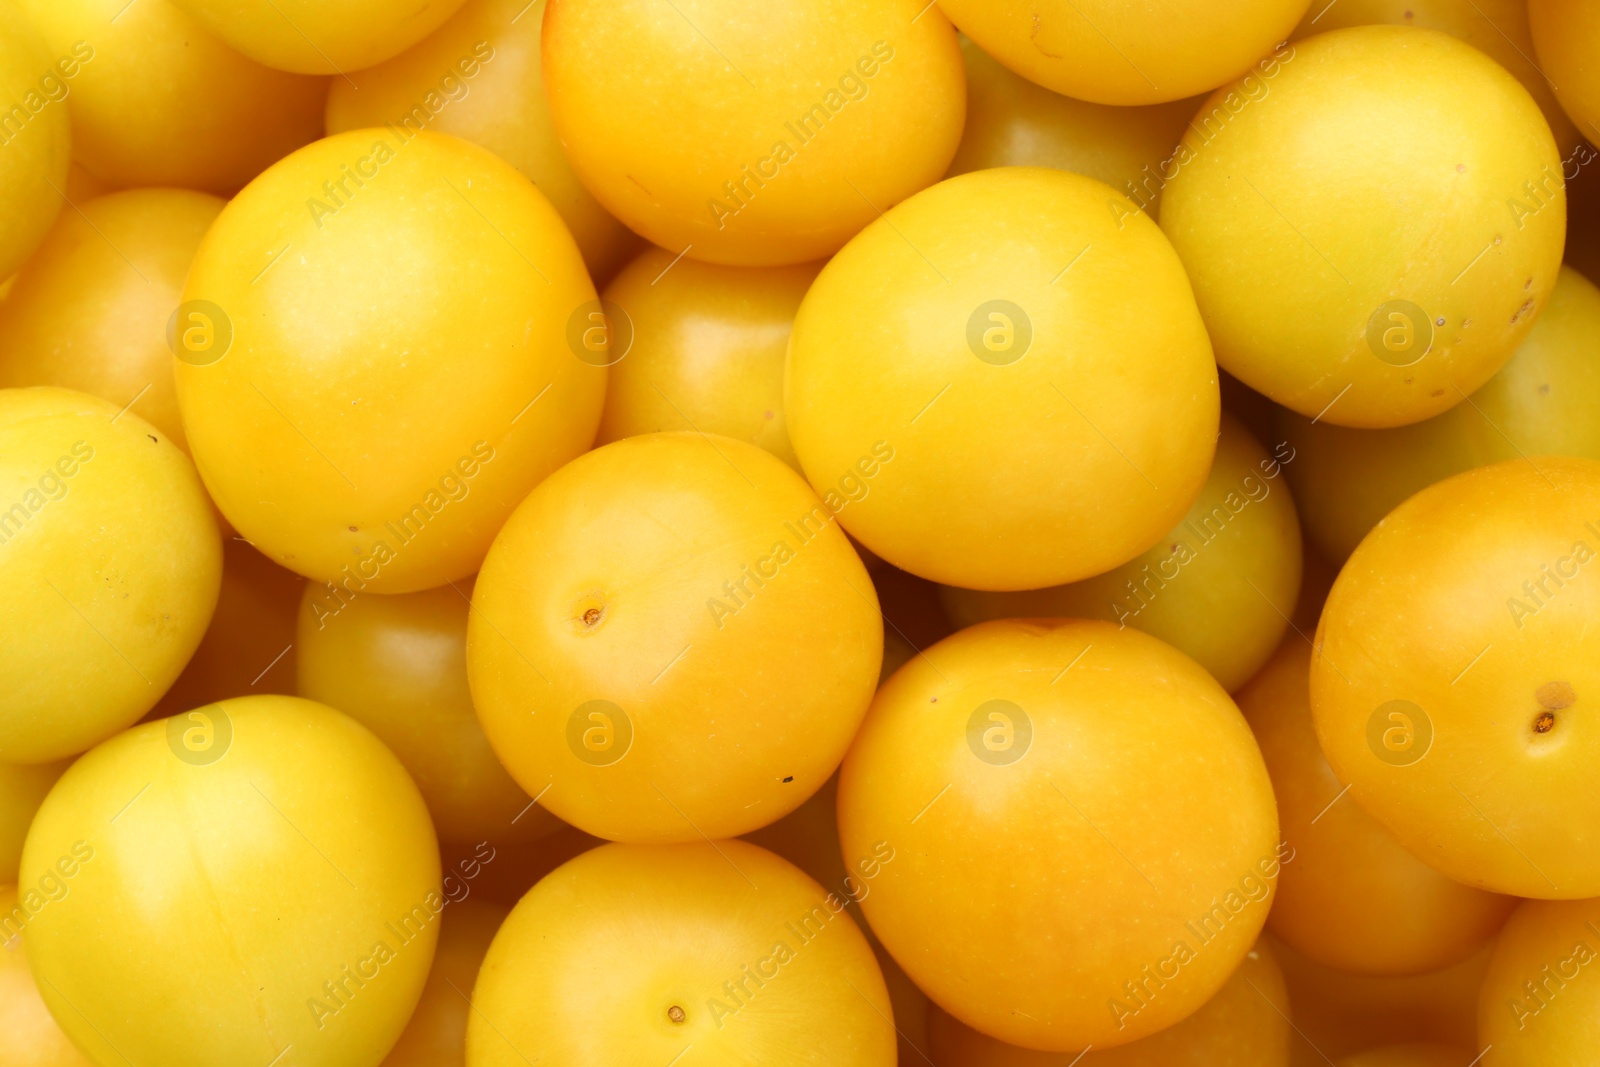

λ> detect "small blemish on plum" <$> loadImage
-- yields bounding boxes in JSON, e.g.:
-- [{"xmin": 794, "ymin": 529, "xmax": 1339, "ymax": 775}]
[
  {"xmin": 1537, "ymin": 680, "xmax": 1576, "ymax": 710},
  {"xmin": 668, "ymin": 1005, "xmax": 686, "ymax": 1024},
  {"xmin": 1534, "ymin": 711, "xmax": 1556, "ymax": 734},
  {"xmin": 582, "ymin": 607, "xmax": 602, "ymax": 627},
  {"xmin": 1511, "ymin": 299, "xmax": 1535, "ymax": 324},
  {"xmin": 1456, "ymin": 162, "xmax": 1466, "ymax": 172}
]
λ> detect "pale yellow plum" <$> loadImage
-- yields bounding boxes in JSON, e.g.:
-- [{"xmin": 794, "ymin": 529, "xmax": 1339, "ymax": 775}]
[
  {"xmin": 0, "ymin": 189, "xmax": 225, "ymax": 449},
  {"xmin": 1528, "ymin": 0, "xmax": 1600, "ymax": 143},
  {"xmin": 1241, "ymin": 640, "xmax": 1514, "ymax": 975},
  {"xmin": 1312, "ymin": 457, "xmax": 1600, "ymax": 898},
  {"xmin": 0, "ymin": 15, "xmax": 70, "ymax": 281},
  {"xmin": 596, "ymin": 248, "xmax": 819, "ymax": 468},
  {"xmin": 297, "ymin": 580, "xmax": 561, "ymax": 846},
  {"xmin": 175, "ymin": 129, "xmax": 603, "ymax": 592},
  {"xmin": 936, "ymin": 0, "xmax": 1311, "ymax": 105},
  {"xmin": 324, "ymin": 0, "xmax": 634, "ymax": 279},
  {"xmin": 1298, "ymin": 0, "xmax": 1582, "ymax": 155},
  {"xmin": 1281, "ymin": 265, "xmax": 1600, "ymax": 564},
  {"xmin": 465, "ymin": 841, "xmax": 895, "ymax": 1065},
  {"xmin": 0, "ymin": 387, "xmax": 221, "ymax": 763},
  {"xmin": 925, "ymin": 940, "xmax": 1291, "ymax": 1065},
  {"xmin": 1162, "ymin": 26, "xmax": 1565, "ymax": 429},
  {"xmin": 168, "ymin": 0, "xmax": 469, "ymax": 74},
  {"xmin": 1478, "ymin": 897, "xmax": 1600, "ymax": 1065},
  {"xmin": 542, "ymin": 0, "xmax": 967, "ymax": 265},
  {"xmin": 787, "ymin": 166, "xmax": 1218, "ymax": 590},
  {"xmin": 941, "ymin": 413, "xmax": 1301, "ymax": 692},
  {"xmin": 947, "ymin": 35, "xmax": 1197, "ymax": 218},
  {"xmin": 839, "ymin": 619, "xmax": 1280, "ymax": 1051},
  {"xmin": 19, "ymin": 695, "xmax": 441, "ymax": 1066},
  {"xmin": 15, "ymin": 0, "xmax": 325, "ymax": 192}
]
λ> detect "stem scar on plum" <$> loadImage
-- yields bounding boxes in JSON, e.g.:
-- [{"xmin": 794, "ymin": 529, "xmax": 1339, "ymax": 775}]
[{"xmin": 667, "ymin": 1005, "xmax": 686, "ymax": 1024}]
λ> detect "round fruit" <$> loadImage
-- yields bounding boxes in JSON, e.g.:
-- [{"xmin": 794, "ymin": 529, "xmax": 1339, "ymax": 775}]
[
  {"xmin": 14, "ymin": 0, "xmax": 325, "ymax": 192},
  {"xmin": 152, "ymin": 538, "xmax": 302, "ymax": 714},
  {"xmin": 466, "ymin": 840, "xmax": 895, "ymax": 1066},
  {"xmin": 0, "ymin": 885, "xmax": 93, "ymax": 1067},
  {"xmin": 947, "ymin": 35, "xmax": 1197, "ymax": 218},
  {"xmin": 786, "ymin": 166, "xmax": 1218, "ymax": 591},
  {"xmin": 596, "ymin": 248, "xmax": 818, "ymax": 467},
  {"xmin": 19, "ymin": 695, "xmax": 441, "ymax": 1067},
  {"xmin": 468, "ymin": 432, "xmax": 881, "ymax": 842},
  {"xmin": 1281, "ymin": 265, "xmax": 1600, "ymax": 563},
  {"xmin": 1311, "ymin": 456, "xmax": 1600, "ymax": 898},
  {"xmin": 175, "ymin": 129, "xmax": 602, "ymax": 593},
  {"xmin": 0, "ymin": 761, "xmax": 68, "ymax": 882},
  {"xmin": 926, "ymin": 940, "xmax": 1291, "ymax": 1065},
  {"xmin": 1528, "ymin": 0, "xmax": 1600, "ymax": 139},
  {"xmin": 1241, "ymin": 640, "xmax": 1513, "ymax": 974},
  {"xmin": 542, "ymin": 0, "xmax": 966, "ymax": 265},
  {"xmin": 838, "ymin": 618, "xmax": 1280, "ymax": 1051},
  {"xmin": 1162, "ymin": 26, "xmax": 1566, "ymax": 429},
  {"xmin": 941, "ymin": 413, "xmax": 1301, "ymax": 692},
  {"xmin": 936, "ymin": 0, "xmax": 1311, "ymax": 105},
  {"xmin": 0, "ymin": 15, "xmax": 70, "ymax": 281},
  {"xmin": 298, "ymin": 579, "xmax": 560, "ymax": 845},
  {"xmin": 168, "ymin": 0, "xmax": 469, "ymax": 74},
  {"xmin": 324, "ymin": 0, "xmax": 635, "ymax": 279},
  {"xmin": 0, "ymin": 387, "xmax": 221, "ymax": 764},
  {"xmin": 0, "ymin": 189, "xmax": 225, "ymax": 449},
  {"xmin": 1478, "ymin": 897, "xmax": 1600, "ymax": 1065},
  {"xmin": 380, "ymin": 898, "xmax": 507, "ymax": 1067},
  {"xmin": 1298, "ymin": 0, "xmax": 1582, "ymax": 154}
]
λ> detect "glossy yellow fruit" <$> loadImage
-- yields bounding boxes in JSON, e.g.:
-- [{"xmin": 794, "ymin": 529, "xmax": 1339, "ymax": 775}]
[
  {"xmin": 1478, "ymin": 897, "xmax": 1600, "ymax": 1065},
  {"xmin": 941, "ymin": 413, "xmax": 1301, "ymax": 692},
  {"xmin": 926, "ymin": 940, "xmax": 1291, "ymax": 1065},
  {"xmin": 1241, "ymin": 640, "xmax": 1513, "ymax": 974},
  {"xmin": 0, "ymin": 189, "xmax": 224, "ymax": 449},
  {"xmin": 151, "ymin": 538, "xmax": 302, "ymax": 715},
  {"xmin": 169, "ymin": 0, "xmax": 469, "ymax": 74},
  {"xmin": 380, "ymin": 898, "xmax": 506, "ymax": 1067},
  {"xmin": 14, "ymin": 0, "xmax": 325, "ymax": 192},
  {"xmin": 947, "ymin": 36, "xmax": 1197, "ymax": 218},
  {"xmin": 839, "ymin": 618, "xmax": 1280, "ymax": 1051},
  {"xmin": 1270, "ymin": 934, "xmax": 1489, "ymax": 1063},
  {"xmin": 0, "ymin": 16, "xmax": 70, "ymax": 281},
  {"xmin": 0, "ymin": 387, "xmax": 221, "ymax": 763},
  {"xmin": 1162, "ymin": 26, "xmax": 1566, "ymax": 429},
  {"xmin": 1312, "ymin": 457, "xmax": 1600, "ymax": 898},
  {"xmin": 466, "ymin": 840, "xmax": 895, "ymax": 1065},
  {"xmin": 1298, "ymin": 0, "xmax": 1582, "ymax": 155},
  {"xmin": 1340, "ymin": 1044, "xmax": 1477, "ymax": 1067},
  {"xmin": 595, "ymin": 248, "xmax": 818, "ymax": 468},
  {"xmin": 542, "ymin": 0, "xmax": 966, "ymax": 265},
  {"xmin": 936, "ymin": 0, "xmax": 1312, "ymax": 105},
  {"xmin": 298, "ymin": 579, "xmax": 561, "ymax": 846},
  {"xmin": 787, "ymin": 166, "xmax": 1218, "ymax": 590},
  {"xmin": 1528, "ymin": 0, "xmax": 1600, "ymax": 141},
  {"xmin": 324, "ymin": 0, "xmax": 634, "ymax": 279},
  {"xmin": 469, "ymin": 432, "xmax": 881, "ymax": 842},
  {"xmin": 19, "ymin": 695, "xmax": 441, "ymax": 1067},
  {"xmin": 0, "ymin": 761, "xmax": 69, "ymax": 882},
  {"xmin": 0, "ymin": 885, "xmax": 93, "ymax": 1067},
  {"xmin": 1281, "ymin": 265, "xmax": 1600, "ymax": 563},
  {"xmin": 176, "ymin": 129, "xmax": 602, "ymax": 593}
]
